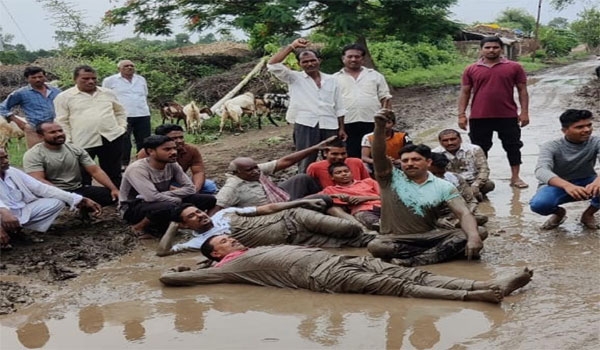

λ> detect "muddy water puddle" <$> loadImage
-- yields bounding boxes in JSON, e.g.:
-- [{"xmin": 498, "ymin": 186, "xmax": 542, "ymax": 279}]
[{"xmin": 2, "ymin": 59, "xmax": 599, "ymax": 349}]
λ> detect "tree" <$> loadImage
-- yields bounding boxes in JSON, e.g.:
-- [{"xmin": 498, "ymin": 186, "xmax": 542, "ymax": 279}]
[
  {"xmin": 37, "ymin": 0, "xmax": 109, "ymax": 47},
  {"xmin": 104, "ymin": 0, "xmax": 460, "ymax": 61},
  {"xmin": 197, "ymin": 33, "xmax": 217, "ymax": 44},
  {"xmin": 570, "ymin": 7, "xmax": 600, "ymax": 52},
  {"xmin": 547, "ymin": 17, "xmax": 569, "ymax": 29},
  {"xmin": 495, "ymin": 8, "xmax": 537, "ymax": 34}
]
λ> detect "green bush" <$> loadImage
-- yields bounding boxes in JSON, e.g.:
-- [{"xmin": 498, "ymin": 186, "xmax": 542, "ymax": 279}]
[
  {"xmin": 539, "ymin": 27, "xmax": 579, "ymax": 57},
  {"xmin": 369, "ymin": 40, "xmax": 458, "ymax": 75}
]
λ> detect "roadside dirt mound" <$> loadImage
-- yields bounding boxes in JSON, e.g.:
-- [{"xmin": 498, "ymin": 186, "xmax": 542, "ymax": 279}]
[
  {"xmin": 167, "ymin": 42, "xmax": 252, "ymax": 57},
  {"xmin": 576, "ymin": 78, "xmax": 600, "ymax": 114}
]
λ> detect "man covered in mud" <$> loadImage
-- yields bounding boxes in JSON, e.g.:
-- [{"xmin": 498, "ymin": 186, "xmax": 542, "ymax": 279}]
[
  {"xmin": 432, "ymin": 129, "xmax": 494, "ymax": 201},
  {"xmin": 159, "ymin": 233, "xmax": 533, "ymax": 304},
  {"xmin": 156, "ymin": 198, "xmax": 375, "ymax": 256},
  {"xmin": 119, "ymin": 135, "xmax": 216, "ymax": 238},
  {"xmin": 367, "ymin": 109, "xmax": 485, "ymax": 266},
  {"xmin": 0, "ymin": 147, "xmax": 102, "ymax": 249},
  {"xmin": 530, "ymin": 109, "xmax": 600, "ymax": 229}
]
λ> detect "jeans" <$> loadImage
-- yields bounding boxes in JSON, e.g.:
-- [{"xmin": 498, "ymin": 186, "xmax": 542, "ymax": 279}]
[{"xmin": 529, "ymin": 176, "xmax": 599, "ymax": 215}]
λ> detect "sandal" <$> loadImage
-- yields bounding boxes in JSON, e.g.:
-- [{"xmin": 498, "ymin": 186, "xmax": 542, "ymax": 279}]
[{"xmin": 510, "ymin": 180, "xmax": 529, "ymax": 189}]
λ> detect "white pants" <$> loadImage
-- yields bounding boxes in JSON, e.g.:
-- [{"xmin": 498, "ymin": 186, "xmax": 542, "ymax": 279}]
[{"xmin": 0, "ymin": 198, "xmax": 65, "ymax": 232}]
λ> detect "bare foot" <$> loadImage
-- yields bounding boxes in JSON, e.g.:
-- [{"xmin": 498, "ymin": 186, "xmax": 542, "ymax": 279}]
[
  {"xmin": 541, "ymin": 207, "xmax": 566, "ymax": 230},
  {"xmin": 464, "ymin": 289, "xmax": 503, "ymax": 303},
  {"xmin": 492, "ymin": 268, "xmax": 534, "ymax": 296},
  {"xmin": 580, "ymin": 208, "xmax": 599, "ymax": 229}
]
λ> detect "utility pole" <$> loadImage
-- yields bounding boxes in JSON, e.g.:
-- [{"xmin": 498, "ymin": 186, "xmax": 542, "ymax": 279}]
[{"xmin": 532, "ymin": 0, "xmax": 543, "ymax": 62}]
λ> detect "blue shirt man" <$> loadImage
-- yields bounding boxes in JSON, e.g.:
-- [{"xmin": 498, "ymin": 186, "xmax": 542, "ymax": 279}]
[{"xmin": 0, "ymin": 66, "xmax": 61, "ymax": 148}]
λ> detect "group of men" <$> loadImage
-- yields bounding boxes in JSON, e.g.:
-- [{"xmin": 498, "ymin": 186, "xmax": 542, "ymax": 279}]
[{"xmin": 2, "ymin": 35, "xmax": 598, "ymax": 304}]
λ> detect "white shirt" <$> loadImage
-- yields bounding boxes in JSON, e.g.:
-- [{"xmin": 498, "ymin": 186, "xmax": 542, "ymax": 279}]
[
  {"xmin": 334, "ymin": 67, "xmax": 391, "ymax": 124},
  {"xmin": 102, "ymin": 73, "xmax": 150, "ymax": 118},
  {"xmin": 267, "ymin": 63, "xmax": 346, "ymax": 129},
  {"xmin": 170, "ymin": 207, "xmax": 257, "ymax": 253}
]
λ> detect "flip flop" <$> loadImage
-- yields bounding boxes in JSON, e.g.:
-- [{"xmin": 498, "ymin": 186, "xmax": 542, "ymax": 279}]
[
  {"xmin": 540, "ymin": 215, "xmax": 567, "ymax": 230},
  {"xmin": 510, "ymin": 180, "xmax": 529, "ymax": 189}
]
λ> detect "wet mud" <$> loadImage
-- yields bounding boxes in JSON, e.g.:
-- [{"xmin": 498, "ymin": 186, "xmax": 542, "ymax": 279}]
[{"xmin": 1, "ymin": 58, "xmax": 599, "ymax": 349}]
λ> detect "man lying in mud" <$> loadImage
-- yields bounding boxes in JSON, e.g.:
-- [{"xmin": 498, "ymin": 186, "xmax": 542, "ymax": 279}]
[
  {"xmin": 156, "ymin": 198, "xmax": 375, "ymax": 256},
  {"xmin": 530, "ymin": 109, "xmax": 599, "ymax": 229},
  {"xmin": 159, "ymin": 233, "xmax": 533, "ymax": 304},
  {"xmin": 367, "ymin": 109, "xmax": 486, "ymax": 267}
]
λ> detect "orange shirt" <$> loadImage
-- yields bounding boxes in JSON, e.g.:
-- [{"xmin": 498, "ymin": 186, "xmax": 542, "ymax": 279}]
[
  {"xmin": 363, "ymin": 131, "xmax": 410, "ymax": 160},
  {"xmin": 307, "ymin": 158, "xmax": 370, "ymax": 188},
  {"xmin": 320, "ymin": 178, "xmax": 381, "ymax": 214}
]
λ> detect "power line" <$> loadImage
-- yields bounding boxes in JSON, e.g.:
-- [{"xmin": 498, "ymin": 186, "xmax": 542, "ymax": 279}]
[{"xmin": 0, "ymin": 0, "xmax": 34, "ymax": 49}]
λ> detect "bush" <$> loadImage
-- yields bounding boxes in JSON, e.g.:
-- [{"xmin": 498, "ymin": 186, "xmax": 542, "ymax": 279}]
[
  {"xmin": 369, "ymin": 40, "xmax": 458, "ymax": 75},
  {"xmin": 539, "ymin": 27, "xmax": 579, "ymax": 57}
]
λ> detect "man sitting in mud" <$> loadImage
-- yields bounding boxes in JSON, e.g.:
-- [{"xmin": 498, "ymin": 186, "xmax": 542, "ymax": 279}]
[
  {"xmin": 0, "ymin": 147, "xmax": 102, "ymax": 249},
  {"xmin": 306, "ymin": 138, "xmax": 370, "ymax": 189},
  {"xmin": 428, "ymin": 153, "xmax": 487, "ymax": 229},
  {"xmin": 319, "ymin": 162, "xmax": 382, "ymax": 231},
  {"xmin": 23, "ymin": 122, "xmax": 120, "ymax": 209},
  {"xmin": 214, "ymin": 136, "xmax": 339, "ymax": 211},
  {"xmin": 530, "ymin": 109, "xmax": 599, "ymax": 229},
  {"xmin": 367, "ymin": 109, "xmax": 486, "ymax": 267},
  {"xmin": 156, "ymin": 198, "xmax": 375, "ymax": 256},
  {"xmin": 159, "ymin": 233, "xmax": 533, "ymax": 304},
  {"xmin": 137, "ymin": 124, "xmax": 218, "ymax": 194},
  {"xmin": 120, "ymin": 135, "xmax": 216, "ymax": 238},
  {"xmin": 432, "ymin": 129, "xmax": 494, "ymax": 201}
]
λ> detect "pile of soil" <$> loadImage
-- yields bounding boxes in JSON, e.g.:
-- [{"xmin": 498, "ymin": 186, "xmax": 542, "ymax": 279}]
[
  {"xmin": 166, "ymin": 42, "xmax": 252, "ymax": 57},
  {"xmin": 576, "ymin": 78, "xmax": 600, "ymax": 114}
]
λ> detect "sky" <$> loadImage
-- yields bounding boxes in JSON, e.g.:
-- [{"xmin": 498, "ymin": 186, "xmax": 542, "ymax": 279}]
[{"xmin": 0, "ymin": 0, "xmax": 596, "ymax": 51}]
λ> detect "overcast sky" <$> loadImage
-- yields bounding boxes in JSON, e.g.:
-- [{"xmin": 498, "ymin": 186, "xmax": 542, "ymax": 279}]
[{"xmin": 0, "ymin": 0, "xmax": 595, "ymax": 50}]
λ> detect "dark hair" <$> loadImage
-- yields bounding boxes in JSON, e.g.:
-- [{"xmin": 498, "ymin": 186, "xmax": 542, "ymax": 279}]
[
  {"xmin": 295, "ymin": 49, "xmax": 320, "ymax": 62},
  {"xmin": 398, "ymin": 144, "xmax": 432, "ymax": 159},
  {"xmin": 200, "ymin": 236, "xmax": 220, "ymax": 261},
  {"xmin": 324, "ymin": 137, "xmax": 346, "ymax": 149},
  {"xmin": 142, "ymin": 135, "xmax": 173, "ymax": 151},
  {"xmin": 24, "ymin": 66, "xmax": 45, "ymax": 78},
  {"xmin": 155, "ymin": 123, "xmax": 184, "ymax": 135},
  {"xmin": 559, "ymin": 109, "xmax": 593, "ymax": 128},
  {"xmin": 328, "ymin": 162, "xmax": 350, "ymax": 175},
  {"xmin": 73, "ymin": 65, "xmax": 96, "ymax": 79},
  {"xmin": 342, "ymin": 43, "xmax": 366, "ymax": 56},
  {"xmin": 35, "ymin": 121, "xmax": 54, "ymax": 135},
  {"xmin": 480, "ymin": 36, "xmax": 503, "ymax": 48},
  {"xmin": 430, "ymin": 152, "xmax": 450, "ymax": 168},
  {"xmin": 170, "ymin": 203, "xmax": 195, "ymax": 223},
  {"xmin": 438, "ymin": 129, "xmax": 461, "ymax": 140}
]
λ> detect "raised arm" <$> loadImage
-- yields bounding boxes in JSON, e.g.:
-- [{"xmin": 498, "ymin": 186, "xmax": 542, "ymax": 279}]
[
  {"xmin": 156, "ymin": 221, "xmax": 180, "ymax": 257},
  {"xmin": 372, "ymin": 110, "xmax": 393, "ymax": 179},
  {"xmin": 268, "ymin": 38, "xmax": 308, "ymax": 65},
  {"xmin": 274, "ymin": 135, "xmax": 337, "ymax": 172}
]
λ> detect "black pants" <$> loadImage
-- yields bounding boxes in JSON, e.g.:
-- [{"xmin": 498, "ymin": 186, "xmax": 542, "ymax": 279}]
[
  {"xmin": 123, "ymin": 194, "xmax": 216, "ymax": 237},
  {"xmin": 84, "ymin": 134, "xmax": 125, "ymax": 187},
  {"xmin": 344, "ymin": 122, "xmax": 374, "ymax": 158},
  {"xmin": 469, "ymin": 118, "xmax": 523, "ymax": 166},
  {"xmin": 279, "ymin": 174, "xmax": 322, "ymax": 199},
  {"xmin": 122, "ymin": 116, "xmax": 151, "ymax": 166},
  {"xmin": 293, "ymin": 124, "xmax": 338, "ymax": 174},
  {"xmin": 72, "ymin": 186, "xmax": 115, "ymax": 207}
]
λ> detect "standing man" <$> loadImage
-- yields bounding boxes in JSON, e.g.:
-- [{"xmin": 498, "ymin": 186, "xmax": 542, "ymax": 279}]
[
  {"xmin": 334, "ymin": 43, "xmax": 392, "ymax": 158},
  {"xmin": 458, "ymin": 36, "xmax": 529, "ymax": 189},
  {"xmin": 102, "ymin": 60, "xmax": 151, "ymax": 169},
  {"xmin": 120, "ymin": 135, "xmax": 216, "ymax": 238},
  {"xmin": 530, "ymin": 109, "xmax": 599, "ymax": 229},
  {"xmin": 267, "ymin": 38, "xmax": 347, "ymax": 173},
  {"xmin": 54, "ymin": 65, "xmax": 127, "ymax": 187},
  {"xmin": 0, "ymin": 66, "xmax": 61, "ymax": 148},
  {"xmin": 23, "ymin": 122, "xmax": 119, "ymax": 207}
]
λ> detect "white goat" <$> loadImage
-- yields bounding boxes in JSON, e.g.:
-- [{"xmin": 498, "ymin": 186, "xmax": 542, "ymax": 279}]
[
  {"xmin": 220, "ymin": 92, "xmax": 256, "ymax": 134},
  {"xmin": 183, "ymin": 101, "xmax": 212, "ymax": 134},
  {"xmin": 0, "ymin": 116, "xmax": 25, "ymax": 147}
]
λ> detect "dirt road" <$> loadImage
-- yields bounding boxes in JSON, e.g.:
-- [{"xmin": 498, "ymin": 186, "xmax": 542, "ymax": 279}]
[{"xmin": 1, "ymin": 58, "xmax": 599, "ymax": 349}]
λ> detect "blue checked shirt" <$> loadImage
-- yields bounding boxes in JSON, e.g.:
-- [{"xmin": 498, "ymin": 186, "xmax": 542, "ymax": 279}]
[{"xmin": 0, "ymin": 84, "xmax": 61, "ymax": 125}]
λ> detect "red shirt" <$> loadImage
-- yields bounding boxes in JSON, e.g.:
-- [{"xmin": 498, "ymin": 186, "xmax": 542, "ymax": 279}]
[
  {"xmin": 319, "ymin": 178, "xmax": 381, "ymax": 214},
  {"xmin": 462, "ymin": 58, "xmax": 527, "ymax": 119},
  {"xmin": 307, "ymin": 157, "xmax": 370, "ymax": 188},
  {"xmin": 215, "ymin": 249, "xmax": 248, "ymax": 267}
]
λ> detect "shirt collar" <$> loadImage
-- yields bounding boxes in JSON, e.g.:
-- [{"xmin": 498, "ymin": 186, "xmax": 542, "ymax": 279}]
[
  {"xmin": 399, "ymin": 169, "xmax": 435, "ymax": 185},
  {"xmin": 476, "ymin": 57, "xmax": 509, "ymax": 66}
]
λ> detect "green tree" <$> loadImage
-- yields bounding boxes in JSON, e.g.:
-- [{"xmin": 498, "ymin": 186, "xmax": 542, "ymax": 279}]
[
  {"xmin": 495, "ymin": 8, "xmax": 537, "ymax": 34},
  {"xmin": 197, "ymin": 33, "xmax": 217, "ymax": 44},
  {"xmin": 539, "ymin": 27, "xmax": 579, "ymax": 57},
  {"xmin": 104, "ymin": 0, "xmax": 459, "ymax": 59},
  {"xmin": 570, "ymin": 7, "xmax": 600, "ymax": 52},
  {"xmin": 547, "ymin": 17, "xmax": 569, "ymax": 29}
]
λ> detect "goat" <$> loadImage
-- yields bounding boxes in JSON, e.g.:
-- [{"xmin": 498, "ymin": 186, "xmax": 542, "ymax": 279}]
[
  {"xmin": 0, "ymin": 117, "xmax": 25, "ymax": 147},
  {"xmin": 159, "ymin": 102, "xmax": 186, "ymax": 125},
  {"xmin": 183, "ymin": 101, "xmax": 212, "ymax": 134},
  {"xmin": 263, "ymin": 93, "xmax": 290, "ymax": 113},
  {"xmin": 219, "ymin": 92, "xmax": 279, "ymax": 135}
]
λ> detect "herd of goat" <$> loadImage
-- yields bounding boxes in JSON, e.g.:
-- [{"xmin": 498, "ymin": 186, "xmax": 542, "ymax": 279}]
[{"xmin": 159, "ymin": 92, "xmax": 289, "ymax": 135}]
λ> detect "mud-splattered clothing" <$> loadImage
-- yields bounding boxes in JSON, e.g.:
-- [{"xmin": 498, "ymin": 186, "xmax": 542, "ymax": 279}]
[
  {"xmin": 170, "ymin": 207, "xmax": 374, "ymax": 253},
  {"xmin": 369, "ymin": 168, "xmax": 476, "ymax": 266},
  {"xmin": 160, "ymin": 245, "xmax": 479, "ymax": 301},
  {"xmin": 432, "ymin": 143, "xmax": 492, "ymax": 190}
]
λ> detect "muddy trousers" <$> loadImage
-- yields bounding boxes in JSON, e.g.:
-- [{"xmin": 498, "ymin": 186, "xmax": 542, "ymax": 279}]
[
  {"xmin": 229, "ymin": 208, "xmax": 375, "ymax": 248},
  {"xmin": 311, "ymin": 256, "xmax": 475, "ymax": 300},
  {"xmin": 367, "ymin": 229, "xmax": 486, "ymax": 266},
  {"xmin": 0, "ymin": 198, "xmax": 65, "ymax": 233}
]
